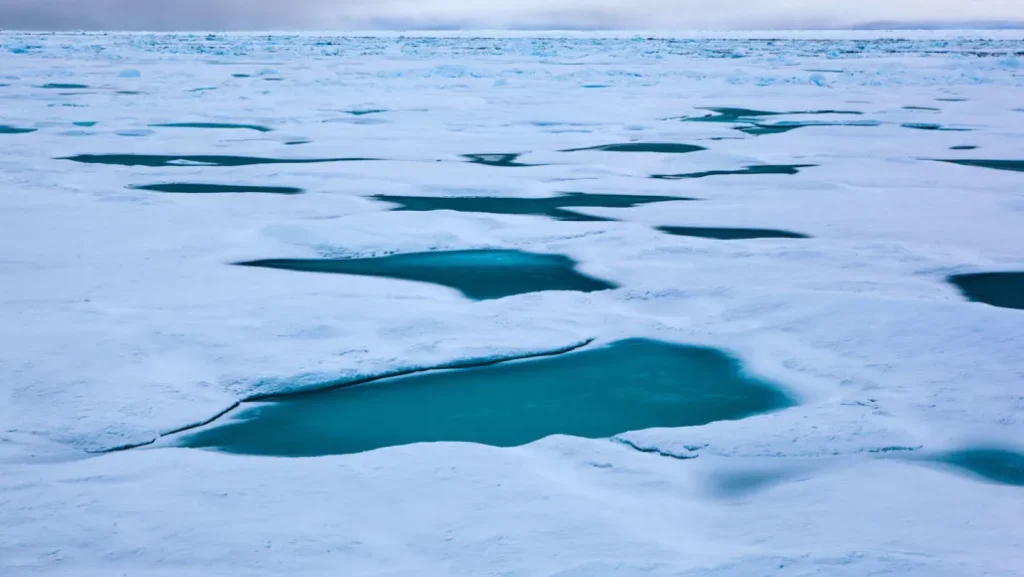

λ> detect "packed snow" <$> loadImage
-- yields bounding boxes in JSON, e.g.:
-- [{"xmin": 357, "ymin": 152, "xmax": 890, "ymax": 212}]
[{"xmin": 1, "ymin": 31, "xmax": 1022, "ymax": 576}]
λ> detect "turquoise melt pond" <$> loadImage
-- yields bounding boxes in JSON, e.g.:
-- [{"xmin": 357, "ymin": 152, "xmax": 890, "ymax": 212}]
[{"xmin": 179, "ymin": 339, "xmax": 795, "ymax": 457}]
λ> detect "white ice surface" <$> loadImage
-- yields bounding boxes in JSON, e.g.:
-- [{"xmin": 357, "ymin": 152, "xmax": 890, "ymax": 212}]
[{"xmin": 1, "ymin": 33, "xmax": 1022, "ymax": 576}]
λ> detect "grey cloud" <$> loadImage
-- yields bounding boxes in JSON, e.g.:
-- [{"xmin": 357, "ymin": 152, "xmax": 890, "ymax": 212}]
[
  {"xmin": 0, "ymin": 0, "xmax": 1022, "ymax": 30},
  {"xmin": 0, "ymin": 0, "xmax": 308, "ymax": 29}
]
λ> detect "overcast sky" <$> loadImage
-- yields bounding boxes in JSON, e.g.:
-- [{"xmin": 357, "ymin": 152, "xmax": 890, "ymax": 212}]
[{"xmin": 1, "ymin": 0, "xmax": 1022, "ymax": 30}]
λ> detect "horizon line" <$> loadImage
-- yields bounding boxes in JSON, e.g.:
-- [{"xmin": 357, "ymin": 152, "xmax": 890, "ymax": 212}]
[{"xmin": 3, "ymin": 26, "xmax": 1024, "ymax": 33}]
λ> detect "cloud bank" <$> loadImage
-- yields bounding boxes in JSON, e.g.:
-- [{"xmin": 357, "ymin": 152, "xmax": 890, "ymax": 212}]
[{"xmin": 0, "ymin": 0, "xmax": 1022, "ymax": 30}]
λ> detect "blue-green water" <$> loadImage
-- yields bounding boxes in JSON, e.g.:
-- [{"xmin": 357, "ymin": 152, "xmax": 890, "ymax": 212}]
[
  {"xmin": 678, "ymin": 107, "xmax": 868, "ymax": 137},
  {"xmin": 371, "ymin": 192, "xmax": 692, "ymax": 221},
  {"xmin": 36, "ymin": 83, "xmax": 89, "ymax": 89},
  {"xmin": 651, "ymin": 164, "xmax": 815, "ymax": 180},
  {"xmin": 179, "ymin": 338, "xmax": 794, "ymax": 457},
  {"xmin": 236, "ymin": 249, "xmax": 617, "ymax": 300},
  {"xmin": 948, "ymin": 272, "xmax": 1024, "ymax": 310},
  {"xmin": 561, "ymin": 143, "xmax": 706, "ymax": 154},
  {"xmin": 933, "ymin": 159, "xmax": 1024, "ymax": 173},
  {"xmin": 901, "ymin": 123, "xmax": 970, "ymax": 132},
  {"xmin": 0, "ymin": 125, "xmax": 36, "ymax": 134},
  {"xmin": 463, "ymin": 153, "xmax": 542, "ymax": 167},
  {"xmin": 150, "ymin": 122, "xmax": 273, "ymax": 132},
  {"xmin": 735, "ymin": 124, "xmax": 808, "ymax": 136},
  {"xmin": 736, "ymin": 120, "xmax": 880, "ymax": 136},
  {"xmin": 657, "ymin": 226, "xmax": 809, "ymax": 240},
  {"xmin": 934, "ymin": 448, "xmax": 1024, "ymax": 486},
  {"xmin": 682, "ymin": 107, "xmax": 861, "ymax": 124},
  {"xmin": 130, "ymin": 183, "xmax": 303, "ymax": 194},
  {"xmin": 61, "ymin": 154, "xmax": 372, "ymax": 167},
  {"xmin": 685, "ymin": 107, "xmax": 784, "ymax": 122}
]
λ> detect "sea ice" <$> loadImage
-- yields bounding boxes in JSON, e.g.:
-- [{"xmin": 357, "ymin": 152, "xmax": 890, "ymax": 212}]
[{"xmin": 1, "ymin": 30, "xmax": 1022, "ymax": 577}]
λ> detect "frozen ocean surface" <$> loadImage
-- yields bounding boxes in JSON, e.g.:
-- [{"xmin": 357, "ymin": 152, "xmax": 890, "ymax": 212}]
[{"xmin": 1, "ymin": 31, "xmax": 1023, "ymax": 576}]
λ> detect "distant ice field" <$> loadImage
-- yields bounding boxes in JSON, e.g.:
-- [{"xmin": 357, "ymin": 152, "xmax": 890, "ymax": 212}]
[{"xmin": 1, "ymin": 32, "xmax": 1022, "ymax": 577}]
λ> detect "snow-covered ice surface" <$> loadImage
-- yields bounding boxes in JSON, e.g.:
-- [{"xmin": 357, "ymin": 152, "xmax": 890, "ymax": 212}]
[{"xmin": 2, "ymin": 31, "xmax": 1023, "ymax": 576}]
